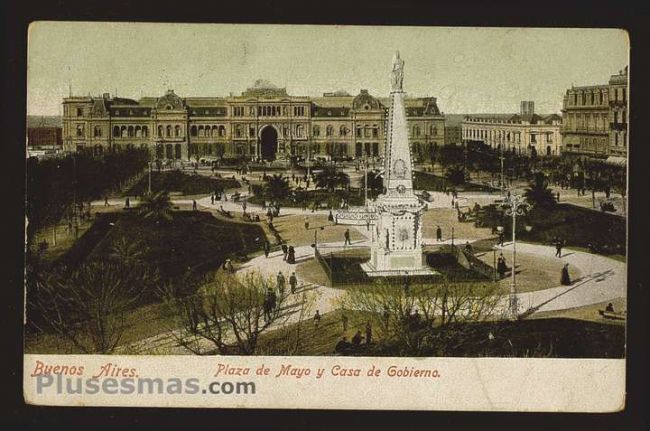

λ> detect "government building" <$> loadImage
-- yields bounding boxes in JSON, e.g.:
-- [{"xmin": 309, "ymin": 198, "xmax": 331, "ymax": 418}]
[
  {"xmin": 461, "ymin": 101, "xmax": 563, "ymax": 157},
  {"xmin": 61, "ymin": 80, "xmax": 445, "ymax": 162},
  {"xmin": 560, "ymin": 67, "xmax": 628, "ymax": 160}
]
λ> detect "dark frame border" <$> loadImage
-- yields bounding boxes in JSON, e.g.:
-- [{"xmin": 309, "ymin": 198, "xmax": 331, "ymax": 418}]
[{"xmin": 2, "ymin": 1, "xmax": 648, "ymax": 430}]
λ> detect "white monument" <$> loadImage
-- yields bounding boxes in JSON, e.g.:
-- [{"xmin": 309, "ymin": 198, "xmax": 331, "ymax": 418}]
[{"xmin": 360, "ymin": 51, "xmax": 435, "ymax": 277}]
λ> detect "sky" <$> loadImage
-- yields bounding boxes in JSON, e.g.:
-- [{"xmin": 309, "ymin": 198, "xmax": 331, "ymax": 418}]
[{"xmin": 27, "ymin": 22, "xmax": 629, "ymax": 116}]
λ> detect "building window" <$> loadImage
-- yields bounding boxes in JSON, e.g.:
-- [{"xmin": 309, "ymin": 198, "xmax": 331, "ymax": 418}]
[
  {"xmin": 313, "ymin": 125, "xmax": 320, "ymax": 137},
  {"xmin": 76, "ymin": 124, "xmax": 84, "ymax": 137},
  {"xmin": 372, "ymin": 127, "xmax": 378, "ymax": 138},
  {"xmin": 233, "ymin": 107, "xmax": 244, "ymax": 117},
  {"xmin": 191, "ymin": 126, "xmax": 198, "ymax": 137},
  {"xmin": 326, "ymin": 125, "xmax": 333, "ymax": 137},
  {"xmin": 340, "ymin": 125, "xmax": 347, "ymax": 137},
  {"xmin": 166, "ymin": 125, "xmax": 172, "ymax": 137},
  {"xmin": 175, "ymin": 125, "xmax": 182, "ymax": 137},
  {"xmin": 94, "ymin": 126, "xmax": 102, "ymax": 137},
  {"xmin": 413, "ymin": 126, "xmax": 420, "ymax": 137},
  {"xmin": 76, "ymin": 107, "xmax": 83, "ymax": 116},
  {"xmin": 113, "ymin": 126, "xmax": 120, "ymax": 137},
  {"xmin": 250, "ymin": 127, "xmax": 256, "ymax": 138},
  {"xmin": 356, "ymin": 127, "xmax": 362, "ymax": 137}
]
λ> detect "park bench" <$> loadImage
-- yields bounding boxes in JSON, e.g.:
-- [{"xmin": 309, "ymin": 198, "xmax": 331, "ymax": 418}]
[{"xmin": 598, "ymin": 309, "xmax": 626, "ymax": 321}]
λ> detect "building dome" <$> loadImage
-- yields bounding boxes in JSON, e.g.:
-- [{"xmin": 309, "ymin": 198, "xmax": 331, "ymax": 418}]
[
  {"xmin": 156, "ymin": 89, "xmax": 184, "ymax": 110},
  {"xmin": 352, "ymin": 89, "xmax": 381, "ymax": 110}
]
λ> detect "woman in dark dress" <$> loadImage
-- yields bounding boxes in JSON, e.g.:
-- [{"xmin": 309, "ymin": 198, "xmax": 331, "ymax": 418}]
[{"xmin": 561, "ymin": 263, "xmax": 572, "ymax": 285}]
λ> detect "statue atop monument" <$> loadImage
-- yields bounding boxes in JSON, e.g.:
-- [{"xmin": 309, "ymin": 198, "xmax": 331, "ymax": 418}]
[{"xmin": 391, "ymin": 51, "xmax": 405, "ymax": 92}]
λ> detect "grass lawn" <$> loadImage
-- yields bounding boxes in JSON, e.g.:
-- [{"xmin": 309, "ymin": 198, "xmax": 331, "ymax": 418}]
[
  {"xmin": 517, "ymin": 204, "xmax": 626, "ymax": 256},
  {"xmin": 125, "ymin": 169, "xmax": 240, "ymax": 196}
]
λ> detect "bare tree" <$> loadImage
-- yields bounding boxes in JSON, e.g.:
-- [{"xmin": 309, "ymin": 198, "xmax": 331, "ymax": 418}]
[
  {"xmin": 171, "ymin": 271, "xmax": 300, "ymax": 355},
  {"xmin": 338, "ymin": 280, "xmax": 505, "ymax": 355},
  {"xmin": 31, "ymin": 261, "xmax": 155, "ymax": 353}
]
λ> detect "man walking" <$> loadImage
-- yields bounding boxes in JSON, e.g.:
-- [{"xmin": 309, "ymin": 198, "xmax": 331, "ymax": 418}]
[
  {"xmin": 313, "ymin": 310, "xmax": 321, "ymax": 328},
  {"xmin": 281, "ymin": 242, "xmax": 288, "ymax": 260},
  {"xmin": 555, "ymin": 238, "xmax": 563, "ymax": 258},
  {"xmin": 344, "ymin": 228, "xmax": 351, "ymax": 246}
]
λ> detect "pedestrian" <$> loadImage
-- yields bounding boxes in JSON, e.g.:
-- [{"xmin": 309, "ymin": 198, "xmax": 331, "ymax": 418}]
[
  {"xmin": 242, "ymin": 200, "xmax": 247, "ymax": 213},
  {"xmin": 561, "ymin": 263, "xmax": 572, "ymax": 286},
  {"xmin": 498, "ymin": 231, "xmax": 504, "ymax": 246},
  {"xmin": 436, "ymin": 225, "xmax": 442, "ymax": 242},
  {"xmin": 125, "ymin": 197, "xmax": 130, "ymax": 208},
  {"xmin": 556, "ymin": 191, "xmax": 560, "ymax": 202},
  {"xmin": 192, "ymin": 199, "xmax": 197, "ymax": 211},
  {"xmin": 605, "ymin": 303, "xmax": 614, "ymax": 312},
  {"xmin": 344, "ymin": 228, "xmax": 351, "ymax": 245},
  {"xmin": 555, "ymin": 238, "xmax": 563, "ymax": 258},
  {"xmin": 104, "ymin": 196, "xmax": 109, "ymax": 207},
  {"xmin": 263, "ymin": 240, "xmax": 270, "ymax": 258},
  {"xmin": 451, "ymin": 198, "xmax": 455, "ymax": 208},
  {"xmin": 281, "ymin": 242, "xmax": 288, "ymax": 260},
  {"xmin": 497, "ymin": 253, "xmax": 507, "ymax": 278},
  {"xmin": 351, "ymin": 330, "xmax": 363, "ymax": 346},
  {"xmin": 287, "ymin": 246, "xmax": 296, "ymax": 264},
  {"xmin": 341, "ymin": 313, "xmax": 348, "ymax": 331},
  {"xmin": 304, "ymin": 216, "xmax": 310, "ymax": 230},
  {"xmin": 289, "ymin": 272, "xmax": 298, "ymax": 293},
  {"xmin": 313, "ymin": 310, "xmax": 321, "ymax": 328},
  {"xmin": 328, "ymin": 210, "xmax": 334, "ymax": 222},
  {"xmin": 277, "ymin": 271, "xmax": 286, "ymax": 295},
  {"xmin": 464, "ymin": 241, "xmax": 473, "ymax": 254},
  {"xmin": 211, "ymin": 194, "xmax": 215, "ymax": 205},
  {"xmin": 365, "ymin": 321, "xmax": 372, "ymax": 345}
]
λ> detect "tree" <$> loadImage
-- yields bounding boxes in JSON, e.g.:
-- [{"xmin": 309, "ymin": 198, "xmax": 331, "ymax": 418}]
[
  {"xmin": 30, "ymin": 261, "xmax": 155, "ymax": 353},
  {"xmin": 137, "ymin": 190, "xmax": 174, "ymax": 222},
  {"xmin": 445, "ymin": 166, "xmax": 466, "ymax": 186},
  {"xmin": 523, "ymin": 172, "xmax": 556, "ymax": 208},
  {"xmin": 338, "ymin": 280, "xmax": 503, "ymax": 356},
  {"xmin": 263, "ymin": 174, "xmax": 291, "ymax": 201},
  {"xmin": 172, "ymin": 271, "xmax": 296, "ymax": 355},
  {"xmin": 315, "ymin": 167, "xmax": 350, "ymax": 192}
]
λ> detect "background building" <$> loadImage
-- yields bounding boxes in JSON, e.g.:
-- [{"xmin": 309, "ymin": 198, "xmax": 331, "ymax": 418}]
[
  {"xmin": 61, "ymin": 80, "xmax": 445, "ymax": 162},
  {"xmin": 560, "ymin": 66, "xmax": 628, "ymax": 160},
  {"xmin": 461, "ymin": 102, "xmax": 562, "ymax": 157}
]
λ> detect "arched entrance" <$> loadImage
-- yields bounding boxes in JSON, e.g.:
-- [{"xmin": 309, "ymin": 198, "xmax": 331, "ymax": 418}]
[{"xmin": 260, "ymin": 126, "xmax": 278, "ymax": 161}]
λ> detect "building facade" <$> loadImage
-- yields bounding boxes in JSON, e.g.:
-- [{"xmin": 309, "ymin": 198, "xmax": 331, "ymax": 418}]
[
  {"xmin": 461, "ymin": 102, "xmax": 563, "ymax": 156},
  {"xmin": 61, "ymin": 80, "xmax": 445, "ymax": 162},
  {"xmin": 560, "ymin": 67, "xmax": 628, "ymax": 159}
]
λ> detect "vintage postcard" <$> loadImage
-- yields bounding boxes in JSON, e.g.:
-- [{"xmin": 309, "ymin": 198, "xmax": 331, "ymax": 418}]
[{"xmin": 24, "ymin": 22, "xmax": 628, "ymax": 411}]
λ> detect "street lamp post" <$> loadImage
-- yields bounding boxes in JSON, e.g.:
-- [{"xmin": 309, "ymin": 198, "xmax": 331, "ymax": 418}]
[
  {"xmin": 499, "ymin": 136, "xmax": 505, "ymax": 196},
  {"xmin": 148, "ymin": 161, "xmax": 152, "ymax": 195},
  {"xmin": 498, "ymin": 193, "xmax": 530, "ymax": 320}
]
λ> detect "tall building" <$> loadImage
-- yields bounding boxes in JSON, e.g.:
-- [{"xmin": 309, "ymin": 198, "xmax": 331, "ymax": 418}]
[
  {"xmin": 61, "ymin": 81, "xmax": 445, "ymax": 162},
  {"xmin": 461, "ymin": 102, "xmax": 563, "ymax": 156},
  {"xmin": 560, "ymin": 66, "xmax": 628, "ymax": 159}
]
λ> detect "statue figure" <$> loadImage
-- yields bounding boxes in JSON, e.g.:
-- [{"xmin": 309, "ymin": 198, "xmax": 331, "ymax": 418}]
[{"xmin": 391, "ymin": 51, "xmax": 404, "ymax": 92}]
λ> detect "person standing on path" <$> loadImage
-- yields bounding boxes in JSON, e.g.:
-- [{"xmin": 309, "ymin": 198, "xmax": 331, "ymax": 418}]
[
  {"xmin": 304, "ymin": 216, "xmax": 310, "ymax": 230},
  {"xmin": 211, "ymin": 194, "xmax": 215, "ymax": 205},
  {"xmin": 104, "ymin": 196, "xmax": 109, "ymax": 207},
  {"xmin": 344, "ymin": 229, "xmax": 351, "ymax": 246},
  {"xmin": 263, "ymin": 240, "xmax": 270, "ymax": 258},
  {"xmin": 281, "ymin": 242, "xmax": 288, "ymax": 261},
  {"xmin": 192, "ymin": 200, "xmax": 197, "ymax": 211},
  {"xmin": 561, "ymin": 263, "xmax": 572, "ymax": 285},
  {"xmin": 313, "ymin": 310, "xmax": 321, "ymax": 328},
  {"xmin": 436, "ymin": 225, "xmax": 442, "ymax": 242},
  {"xmin": 125, "ymin": 197, "xmax": 130, "ymax": 208},
  {"xmin": 289, "ymin": 272, "xmax": 298, "ymax": 293},
  {"xmin": 341, "ymin": 314, "xmax": 348, "ymax": 332},
  {"xmin": 277, "ymin": 271, "xmax": 286, "ymax": 296}
]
